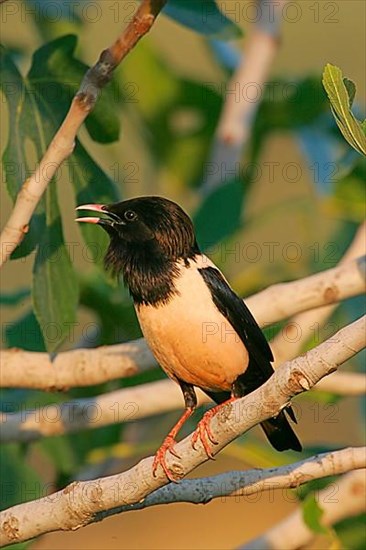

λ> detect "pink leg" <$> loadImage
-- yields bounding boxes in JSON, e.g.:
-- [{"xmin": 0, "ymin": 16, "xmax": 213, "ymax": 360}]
[
  {"xmin": 153, "ymin": 407, "xmax": 194, "ymax": 481},
  {"xmin": 192, "ymin": 397, "xmax": 236, "ymax": 458}
]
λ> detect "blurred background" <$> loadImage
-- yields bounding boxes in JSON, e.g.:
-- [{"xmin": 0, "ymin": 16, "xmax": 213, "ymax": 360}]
[{"xmin": 1, "ymin": 1, "xmax": 365, "ymax": 548}]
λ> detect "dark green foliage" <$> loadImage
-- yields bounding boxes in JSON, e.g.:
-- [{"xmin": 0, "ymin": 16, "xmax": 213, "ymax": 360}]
[
  {"xmin": 1, "ymin": 11, "xmax": 365, "ymax": 548},
  {"xmin": 1, "ymin": 36, "xmax": 120, "ymax": 350},
  {"xmin": 163, "ymin": 0, "xmax": 242, "ymax": 38},
  {"xmin": 194, "ymin": 180, "xmax": 244, "ymax": 249}
]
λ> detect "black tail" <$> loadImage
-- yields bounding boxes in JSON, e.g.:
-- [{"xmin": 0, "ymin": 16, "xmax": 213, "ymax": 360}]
[
  {"xmin": 261, "ymin": 412, "xmax": 302, "ymax": 452},
  {"xmin": 203, "ymin": 389, "xmax": 302, "ymax": 453}
]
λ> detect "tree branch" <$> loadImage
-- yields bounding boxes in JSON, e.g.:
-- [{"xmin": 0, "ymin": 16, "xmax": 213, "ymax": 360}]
[
  {"xmin": 250, "ymin": 255, "xmax": 365, "ymax": 327},
  {"xmin": 2, "ymin": 370, "xmax": 365, "ymax": 443},
  {"xmin": 0, "ymin": 316, "xmax": 364, "ymax": 546},
  {"xmin": 314, "ymin": 371, "xmax": 366, "ymax": 395},
  {"xmin": 203, "ymin": 0, "xmax": 286, "ymax": 191},
  {"xmin": 1, "ymin": 257, "xmax": 364, "ymax": 390},
  {"xmin": 240, "ymin": 469, "xmax": 366, "ymax": 550},
  {"xmin": 271, "ymin": 222, "xmax": 366, "ymax": 369},
  {"xmin": 0, "ymin": 339, "xmax": 156, "ymax": 391},
  {"xmin": 95, "ymin": 446, "xmax": 365, "ymax": 518},
  {"xmin": 0, "ymin": 381, "xmax": 210, "ymax": 443},
  {"xmin": 0, "ymin": 0, "xmax": 167, "ymax": 266}
]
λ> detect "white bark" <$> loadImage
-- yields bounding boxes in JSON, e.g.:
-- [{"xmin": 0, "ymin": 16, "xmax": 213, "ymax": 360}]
[
  {"xmin": 0, "ymin": 381, "xmax": 209, "ymax": 442},
  {"xmin": 1, "ymin": 257, "xmax": 364, "ymax": 390},
  {"xmin": 1, "ymin": 372, "xmax": 365, "ymax": 443},
  {"xmin": 271, "ymin": 222, "xmax": 366, "ymax": 368},
  {"xmin": 0, "ymin": 316, "xmax": 364, "ymax": 547},
  {"xmin": 95, "ymin": 446, "xmax": 366, "ymax": 515}
]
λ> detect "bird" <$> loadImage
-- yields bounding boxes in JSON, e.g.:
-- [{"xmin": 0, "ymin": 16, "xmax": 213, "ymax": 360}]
[{"xmin": 76, "ymin": 196, "xmax": 302, "ymax": 480}]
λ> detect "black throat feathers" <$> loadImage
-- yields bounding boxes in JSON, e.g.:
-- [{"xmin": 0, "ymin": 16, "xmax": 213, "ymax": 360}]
[{"xmin": 104, "ymin": 237, "xmax": 200, "ymax": 306}]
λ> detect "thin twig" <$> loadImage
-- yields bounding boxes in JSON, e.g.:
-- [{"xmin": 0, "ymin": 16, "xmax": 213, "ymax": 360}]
[{"xmin": 0, "ymin": 0, "xmax": 167, "ymax": 265}]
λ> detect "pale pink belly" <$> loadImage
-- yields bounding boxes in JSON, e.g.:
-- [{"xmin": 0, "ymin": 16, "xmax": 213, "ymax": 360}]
[
  {"xmin": 136, "ymin": 261, "xmax": 249, "ymax": 391},
  {"xmin": 138, "ymin": 312, "xmax": 248, "ymax": 390}
]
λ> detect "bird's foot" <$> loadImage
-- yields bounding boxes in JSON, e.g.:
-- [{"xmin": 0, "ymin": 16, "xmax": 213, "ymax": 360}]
[
  {"xmin": 152, "ymin": 435, "xmax": 181, "ymax": 482},
  {"xmin": 192, "ymin": 397, "xmax": 236, "ymax": 458},
  {"xmin": 191, "ymin": 407, "xmax": 220, "ymax": 459}
]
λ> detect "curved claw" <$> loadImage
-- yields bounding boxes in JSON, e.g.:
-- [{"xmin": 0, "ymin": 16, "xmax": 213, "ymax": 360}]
[
  {"xmin": 191, "ymin": 409, "xmax": 220, "ymax": 459},
  {"xmin": 192, "ymin": 398, "xmax": 236, "ymax": 458},
  {"xmin": 152, "ymin": 435, "xmax": 180, "ymax": 482}
]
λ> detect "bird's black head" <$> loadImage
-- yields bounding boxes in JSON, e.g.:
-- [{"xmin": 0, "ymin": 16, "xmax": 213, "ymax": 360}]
[{"xmin": 76, "ymin": 196, "xmax": 200, "ymax": 305}]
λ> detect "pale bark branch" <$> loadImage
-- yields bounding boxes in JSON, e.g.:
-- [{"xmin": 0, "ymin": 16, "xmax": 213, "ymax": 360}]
[
  {"xmin": 95, "ymin": 446, "xmax": 365, "ymax": 518},
  {"xmin": 314, "ymin": 371, "xmax": 366, "ymax": 395},
  {"xmin": 2, "ymin": 371, "xmax": 365, "ymax": 443},
  {"xmin": 1, "ymin": 257, "xmax": 364, "ymax": 390},
  {"xmin": 203, "ymin": 0, "xmax": 286, "ymax": 191},
  {"xmin": 271, "ymin": 222, "xmax": 366, "ymax": 369},
  {"xmin": 250, "ymin": 255, "xmax": 365, "ymax": 327},
  {"xmin": 0, "ymin": 0, "xmax": 167, "ymax": 266},
  {"xmin": 0, "ymin": 339, "xmax": 156, "ymax": 391},
  {"xmin": 240, "ymin": 469, "xmax": 366, "ymax": 550},
  {"xmin": 0, "ymin": 381, "xmax": 210, "ymax": 443},
  {"xmin": 0, "ymin": 316, "xmax": 364, "ymax": 546}
]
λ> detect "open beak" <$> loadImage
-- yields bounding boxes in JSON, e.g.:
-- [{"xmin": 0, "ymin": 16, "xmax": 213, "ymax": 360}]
[{"xmin": 75, "ymin": 204, "xmax": 121, "ymax": 227}]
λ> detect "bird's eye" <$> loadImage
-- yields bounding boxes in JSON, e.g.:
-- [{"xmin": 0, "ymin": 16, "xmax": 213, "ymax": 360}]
[{"xmin": 124, "ymin": 210, "xmax": 137, "ymax": 222}]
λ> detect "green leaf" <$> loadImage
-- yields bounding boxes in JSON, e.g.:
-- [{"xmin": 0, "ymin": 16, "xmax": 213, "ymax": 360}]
[
  {"xmin": 296, "ymin": 476, "xmax": 337, "ymax": 501},
  {"xmin": 28, "ymin": 35, "xmax": 120, "ymax": 252},
  {"xmin": 70, "ymin": 141, "xmax": 119, "ymax": 264},
  {"xmin": 0, "ymin": 35, "xmax": 120, "ymax": 258},
  {"xmin": 1, "ymin": 37, "xmax": 120, "ymax": 349},
  {"xmin": 4, "ymin": 310, "xmax": 46, "ymax": 351},
  {"xmin": 28, "ymin": 34, "xmax": 121, "ymax": 144},
  {"xmin": 194, "ymin": 180, "xmax": 244, "ymax": 249},
  {"xmin": 343, "ymin": 77, "xmax": 356, "ymax": 107},
  {"xmin": 0, "ymin": 288, "xmax": 30, "ymax": 306},
  {"xmin": 0, "ymin": 45, "xmax": 46, "ymax": 258},
  {"xmin": 322, "ymin": 64, "xmax": 366, "ymax": 156},
  {"xmin": 302, "ymin": 493, "xmax": 328, "ymax": 535},
  {"xmin": 255, "ymin": 77, "xmax": 328, "ymax": 133},
  {"xmin": 334, "ymin": 514, "xmax": 366, "ymax": 550},
  {"xmin": 0, "ymin": 443, "xmax": 42, "ymax": 509},
  {"xmin": 122, "ymin": 42, "xmax": 222, "ymax": 187},
  {"xmin": 0, "ymin": 444, "xmax": 41, "ymax": 549},
  {"xmin": 163, "ymin": 0, "xmax": 242, "ymax": 39},
  {"xmin": 32, "ymin": 182, "xmax": 78, "ymax": 352}
]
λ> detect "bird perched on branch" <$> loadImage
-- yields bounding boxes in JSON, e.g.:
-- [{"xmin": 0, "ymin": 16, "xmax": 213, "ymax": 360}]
[{"xmin": 76, "ymin": 196, "xmax": 301, "ymax": 480}]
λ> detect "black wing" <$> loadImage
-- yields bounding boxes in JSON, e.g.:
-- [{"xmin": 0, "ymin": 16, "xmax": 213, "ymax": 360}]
[
  {"xmin": 199, "ymin": 266, "xmax": 273, "ymax": 381},
  {"xmin": 199, "ymin": 266, "xmax": 301, "ymax": 449}
]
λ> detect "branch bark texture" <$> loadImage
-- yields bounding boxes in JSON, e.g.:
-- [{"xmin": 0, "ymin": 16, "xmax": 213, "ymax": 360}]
[
  {"xmin": 1, "ymin": 372, "xmax": 365, "ymax": 443},
  {"xmin": 96, "ymin": 446, "xmax": 365, "ymax": 517},
  {"xmin": 203, "ymin": 0, "xmax": 286, "ymax": 191},
  {"xmin": 0, "ymin": 316, "xmax": 364, "ymax": 546},
  {"xmin": 1, "ymin": 257, "xmax": 364, "ymax": 390},
  {"xmin": 271, "ymin": 222, "xmax": 366, "ymax": 368},
  {"xmin": 0, "ymin": 381, "xmax": 209, "ymax": 443},
  {"xmin": 0, "ymin": 0, "xmax": 167, "ymax": 265}
]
